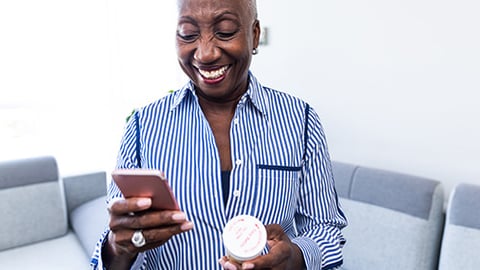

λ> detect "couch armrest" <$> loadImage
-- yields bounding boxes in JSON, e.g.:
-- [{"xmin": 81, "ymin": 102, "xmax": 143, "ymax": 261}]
[{"xmin": 63, "ymin": 171, "xmax": 107, "ymax": 214}]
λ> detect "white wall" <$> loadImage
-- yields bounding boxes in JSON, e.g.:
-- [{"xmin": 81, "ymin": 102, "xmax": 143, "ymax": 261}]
[
  {"xmin": 0, "ymin": 1, "xmax": 180, "ymax": 175},
  {"xmin": 0, "ymin": 0, "xmax": 114, "ymax": 174},
  {"xmin": 252, "ymin": 0, "xmax": 480, "ymax": 193}
]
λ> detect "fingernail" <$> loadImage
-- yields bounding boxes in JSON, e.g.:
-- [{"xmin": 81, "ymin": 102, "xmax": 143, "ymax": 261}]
[
  {"xmin": 224, "ymin": 262, "xmax": 237, "ymax": 270},
  {"xmin": 181, "ymin": 221, "xmax": 194, "ymax": 231},
  {"xmin": 172, "ymin": 212, "xmax": 186, "ymax": 221},
  {"xmin": 242, "ymin": 262, "xmax": 255, "ymax": 269},
  {"xmin": 218, "ymin": 257, "xmax": 226, "ymax": 265},
  {"xmin": 137, "ymin": 198, "xmax": 151, "ymax": 208}
]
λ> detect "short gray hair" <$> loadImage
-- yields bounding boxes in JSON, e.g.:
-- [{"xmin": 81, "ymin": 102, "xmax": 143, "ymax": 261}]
[
  {"xmin": 176, "ymin": 0, "xmax": 258, "ymax": 19},
  {"xmin": 248, "ymin": 0, "xmax": 258, "ymax": 19}
]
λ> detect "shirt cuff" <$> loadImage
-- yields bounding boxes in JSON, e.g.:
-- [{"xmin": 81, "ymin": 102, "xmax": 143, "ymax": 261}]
[
  {"xmin": 95, "ymin": 249, "xmax": 146, "ymax": 270},
  {"xmin": 130, "ymin": 252, "xmax": 146, "ymax": 270},
  {"xmin": 291, "ymin": 236, "xmax": 322, "ymax": 270}
]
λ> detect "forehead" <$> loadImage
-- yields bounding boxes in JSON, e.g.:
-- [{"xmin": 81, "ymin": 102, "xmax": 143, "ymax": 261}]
[{"xmin": 177, "ymin": 0, "xmax": 252, "ymax": 22}]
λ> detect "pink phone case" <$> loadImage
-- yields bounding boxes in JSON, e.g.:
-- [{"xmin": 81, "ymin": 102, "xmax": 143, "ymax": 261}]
[{"xmin": 112, "ymin": 169, "xmax": 179, "ymax": 210}]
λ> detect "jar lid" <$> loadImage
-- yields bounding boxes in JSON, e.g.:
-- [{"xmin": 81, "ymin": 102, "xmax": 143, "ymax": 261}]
[{"xmin": 222, "ymin": 215, "xmax": 267, "ymax": 262}]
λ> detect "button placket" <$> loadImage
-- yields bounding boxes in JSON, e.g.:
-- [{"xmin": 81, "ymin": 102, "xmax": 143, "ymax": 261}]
[{"xmin": 230, "ymin": 103, "xmax": 246, "ymax": 204}]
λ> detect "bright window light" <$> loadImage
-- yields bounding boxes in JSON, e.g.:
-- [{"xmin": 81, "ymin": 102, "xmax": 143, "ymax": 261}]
[{"xmin": 0, "ymin": 1, "xmax": 183, "ymax": 174}]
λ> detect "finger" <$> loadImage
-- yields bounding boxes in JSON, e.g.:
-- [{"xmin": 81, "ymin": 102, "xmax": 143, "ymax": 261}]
[
  {"xmin": 223, "ymin": 261, "xmax": 239, "ymax": 270},
  {"xmin": 244, "ymin": 242, "xmax": 290, "ymax": 269},
  {"xmin": 107, "ymin": 197, "xmax": 123, "ymax": 211},
  {"xmin": 218, "ymin": 256, "xmax": 228, "ymax": 267},
  {"xmin": 241, "ymin": 262, "xmax": 255, "ymax": 270},
  {"xmin": 110, "ymin": 210, "xmax": 189, "ymax": 230},
  {"xmin": 218, "ymin": 256, "xmax": 242, "ymax": 270},
  {"xmin": 108, "ymin": 197, "xmax": 152, "ymax": 215},
  {"xmin": 143, "ymin": 221, "xmax": 194, "ymax": 242},
  {"xmin": 223, "ymin": 261, "xmax": 241, "ymax": 270},
  {"xmin": 243, "ymin": 254, "xmax": 277, "ymax": 269},
  {"xmin": 123, "ymin": 221, "xmax": 194, "ymax": 253}
]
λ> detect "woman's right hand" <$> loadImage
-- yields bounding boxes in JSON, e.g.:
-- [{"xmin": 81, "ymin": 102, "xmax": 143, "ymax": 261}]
[{"xmin": 102, "ymin": 197, "xmax": 194, "ymax": 269}]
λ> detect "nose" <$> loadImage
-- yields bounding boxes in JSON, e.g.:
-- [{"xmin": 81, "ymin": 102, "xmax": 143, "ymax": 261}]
[{"xmin": 194, "ymin": 38, "xmax": 220, "ymax": 64}]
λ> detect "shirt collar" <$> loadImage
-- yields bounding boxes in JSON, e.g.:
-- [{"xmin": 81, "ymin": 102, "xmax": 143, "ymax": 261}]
[
  {"xmin": 171, "ymin": 81, "xmax": 195, "ymax": 111},
  {"xmin": 244, "ymin": 71, "xmax": 269, "ymax": 116},
  {"xmin": 171, "ymin": 71, "xmax": 269, "ymax": 116}
]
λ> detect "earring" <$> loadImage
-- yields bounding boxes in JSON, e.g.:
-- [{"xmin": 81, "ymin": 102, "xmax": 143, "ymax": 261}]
[{"xmin": 252, "ymin": 48, "xmax": 258, "ymax": 55}]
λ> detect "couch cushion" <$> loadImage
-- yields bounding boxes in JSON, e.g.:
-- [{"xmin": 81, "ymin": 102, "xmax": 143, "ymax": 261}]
[
  {"xmin": 70, "ymin": 196, "xmax": 109, "ymax": 256},
  {"xmin": 340, "ymin": 191, "xmax": 443, "ymax": 270},
  {"xmin": 0, "ymin": 231, "xmax": 90, "ymax": 269},
  {"xmin": 0, "ymin": 156, "xmax": 59, "ymax": 189},
  {"xmin": 438, "ymin": 183, "xmax": 480, "ymax": 270},
  {"xmin": 332, "ymin": 161, "xmax": 444, "ymax": 270},
  {"xmin": 439, "ymin": 225, "xmax": 480, "ymax": 270},
  {"xmin": 349, "ymin": 166, "xmax": 439, "ymax": 219},
  {"xmin": 446, "ymin": 183, "xmax": 480, "ymax": 229},
  {"xmin": 0, "ymin": 156, "xmax": 68, "ymax": 251}
]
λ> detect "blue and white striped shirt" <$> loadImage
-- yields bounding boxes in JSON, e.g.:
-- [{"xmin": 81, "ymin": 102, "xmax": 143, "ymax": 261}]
[{"xmin": 91, "ymin": 72, "xmax": 347, "ymax": 269}]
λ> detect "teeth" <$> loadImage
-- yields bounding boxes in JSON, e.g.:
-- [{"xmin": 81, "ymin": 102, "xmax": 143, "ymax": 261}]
[{"xmin": 199, "ymin": 66, "xmax": 228, "ymax": 79}]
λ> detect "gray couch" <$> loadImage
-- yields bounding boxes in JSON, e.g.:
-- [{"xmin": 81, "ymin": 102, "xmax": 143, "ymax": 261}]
[
  {"xmin": 0, "ymin": 156, "xmax": 108, "ymax": 269},
  {"xmin": 0, "ymin": 156, "xmax": 478, "ymax": 269},
  {"xmin": 333, "ymin": 162, "xmax": 444, "ymax": 270},
  {"xmin": 332, "ymin": 161, "xmax": 480, "ymax": 270}
]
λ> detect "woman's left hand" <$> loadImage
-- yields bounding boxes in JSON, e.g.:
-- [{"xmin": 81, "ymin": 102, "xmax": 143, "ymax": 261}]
[{"xmin": 218, "ymin": 224, "xmax": 305, "ymax": 270}]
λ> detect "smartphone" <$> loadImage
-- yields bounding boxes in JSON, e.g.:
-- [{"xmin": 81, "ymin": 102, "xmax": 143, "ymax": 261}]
[{"xmin": 111, "ymin": 169, "xmax": 179, "ymax": 210}]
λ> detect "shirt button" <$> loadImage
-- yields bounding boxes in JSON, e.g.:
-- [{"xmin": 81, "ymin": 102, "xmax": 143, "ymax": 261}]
[
  {"xmin": 233, "ymin": 118, "xmax": 239, "ymax": 125},
  {"xmin": 235, "ymin": 159, "xmax": 242, "ymax": 166},
  {"xmin": 233, "ymin": 190, "xmax": 241, "ymax": 197}
]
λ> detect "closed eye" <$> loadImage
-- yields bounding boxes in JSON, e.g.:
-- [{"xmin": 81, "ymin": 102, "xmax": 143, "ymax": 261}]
[
  {"xmin": 215, "ymin": 31, "xmax": 237, "ymax": 41},
  {"xmin": 177, "ymin": 32, "xmax": 199, "ymax": 43}
]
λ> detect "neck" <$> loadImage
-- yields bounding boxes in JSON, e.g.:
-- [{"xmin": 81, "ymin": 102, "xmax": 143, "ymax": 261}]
[{"xmin": 196, "ymin": 90, "xmax": 244, "ymax": 116}]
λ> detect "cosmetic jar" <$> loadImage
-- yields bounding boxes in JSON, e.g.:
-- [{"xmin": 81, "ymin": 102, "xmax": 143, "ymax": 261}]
[{"xmin": 222, "ymin": 215, "xmax": 267, "ymax": 263}]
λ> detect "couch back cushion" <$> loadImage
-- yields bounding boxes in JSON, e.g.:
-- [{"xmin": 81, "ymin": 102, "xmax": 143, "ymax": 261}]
[
  {"xmin": 63, "ymin": 172, "xmax": 109, "ymax": 256},
  {"xmin": 332, "ymin": 161, "xmax": 444, "ymax": 270},
  {"xmin": 438, "ymin": 183, "xmax": 480, "ymax": 270},
  {"xmin": 0, "ymin": 156, "xmax": 68, "ymax": 251}
]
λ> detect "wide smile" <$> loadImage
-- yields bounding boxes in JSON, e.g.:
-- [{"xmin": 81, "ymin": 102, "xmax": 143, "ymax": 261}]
[{"xmin": 197, "ymin": 66, "xmax": 229, "ymax": 83}]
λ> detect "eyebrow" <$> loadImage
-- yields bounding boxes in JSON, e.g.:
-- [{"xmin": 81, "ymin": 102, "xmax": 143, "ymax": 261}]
[
  {"xmin": 214, "ymin": 11, "xmax": 239, "ymax": 21},
  {"xmin": 178, "ymin": 16, "xmax": 199, "ymax": 26}
]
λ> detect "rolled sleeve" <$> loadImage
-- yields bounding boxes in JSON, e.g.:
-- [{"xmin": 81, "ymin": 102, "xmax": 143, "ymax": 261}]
[
  {"xmin": 291, "ymin": 236, "xmax": 322, "ymax": 270},
  {"xmin": 90, "ymin": 228, "xmax": 109, "ymax": 269},
  {"xmin": 292, "ymin": 226, "xmax": 345, "ymax": 270},
  {"xmin": 295, "ymin": 105, "xmax": 347, "ymax": 269}
]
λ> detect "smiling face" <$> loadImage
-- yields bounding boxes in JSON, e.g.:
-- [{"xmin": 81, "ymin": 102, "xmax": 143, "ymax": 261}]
[{"xmin": 176, "ymin": 0, "xmax": 260, "ymax": 102}]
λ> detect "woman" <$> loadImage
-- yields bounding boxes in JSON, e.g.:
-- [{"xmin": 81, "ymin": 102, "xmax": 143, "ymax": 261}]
[{"xmin": 92, "ymin": 0, "xmax": 347, "ymax": 269}]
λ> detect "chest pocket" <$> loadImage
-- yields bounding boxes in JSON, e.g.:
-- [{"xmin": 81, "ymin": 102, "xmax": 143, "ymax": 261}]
[{"xmin": 254, "ymin": 165, "xmax": 301, "ymax": 225}]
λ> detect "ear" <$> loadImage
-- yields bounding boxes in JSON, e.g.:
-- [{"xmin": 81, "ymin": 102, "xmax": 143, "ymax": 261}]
[{"xmin": 252, "ymin": 19, "xmax": 261, "ymax": 49}]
